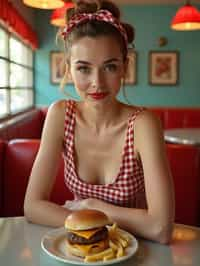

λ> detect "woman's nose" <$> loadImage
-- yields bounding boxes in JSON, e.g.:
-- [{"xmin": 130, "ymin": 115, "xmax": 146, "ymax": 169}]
[{"xmin": 91, "ymin": 71, "xmax": 104, "ymax": 90}]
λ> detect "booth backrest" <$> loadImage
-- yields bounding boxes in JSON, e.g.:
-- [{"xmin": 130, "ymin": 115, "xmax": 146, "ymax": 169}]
[
  {"xmin": 150, "ymin": 107, "xmax": 200, "ymax": 129},
  {"xmin": 166, "ymin": 143, "xmax": 200, "ymax": 226},
  {"xmin": 2, "ymin": 139, "xmax": 73, "ymax": 217},
  {"xmin": 0, "ymin": 109, "xmax": 46, "ymax": 140}
]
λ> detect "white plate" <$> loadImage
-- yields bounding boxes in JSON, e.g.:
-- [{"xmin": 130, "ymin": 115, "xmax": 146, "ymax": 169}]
[{"xmin": 41, "ymin": 226, "xmax": 138, "ymax": 265}]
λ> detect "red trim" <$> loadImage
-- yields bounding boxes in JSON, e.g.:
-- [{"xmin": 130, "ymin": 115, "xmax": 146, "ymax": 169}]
[{"xmin": 0, "ymin": 0, "xmax": 38, "ymax": 49}]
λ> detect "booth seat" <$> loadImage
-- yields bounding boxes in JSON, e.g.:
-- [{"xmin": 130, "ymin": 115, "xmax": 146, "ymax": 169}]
[
  {"xmin": 0, "ymin": 139, "xmax": 200, "ymax": 227},
  {"xmin": 1, "ymin": 139, "xmax": 73, "ymax": 217}
]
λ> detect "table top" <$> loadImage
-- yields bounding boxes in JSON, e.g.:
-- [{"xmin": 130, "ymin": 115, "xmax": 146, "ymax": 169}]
[
  {"xmin": 0, "ymin": 217, "xmax": 200, "ymax": 266},
  {"xmin": 164, "ymin": 128, "xmax": 200, "ymax": 145}
]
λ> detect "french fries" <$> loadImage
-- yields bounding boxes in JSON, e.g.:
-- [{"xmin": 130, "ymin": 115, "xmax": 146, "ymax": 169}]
[
  {"xmin": 109, "ymin": 239, "xmax": 118, "ymax": 251},
  {"xmin": 103, "ymin": 250, "xmax": 115, "ymax": 261},
  {"xmin": 84, "ymin": 248, "xmax": 113, "ymax": 262},
  {"xmin": 83, "ymin": 223, "xmax": 131, "ymax": 262}
]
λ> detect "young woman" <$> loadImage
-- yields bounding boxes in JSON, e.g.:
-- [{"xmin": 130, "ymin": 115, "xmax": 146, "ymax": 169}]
[{"xmin": 24, "ymin": 0, "xmax": 174, "ymax": 244}]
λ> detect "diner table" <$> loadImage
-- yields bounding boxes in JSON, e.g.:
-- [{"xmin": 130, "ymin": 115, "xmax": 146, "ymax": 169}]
[
  {"xmin": 164, "ymin": 128, "xmax": 200, "ymax": 146},
  {"xmin": 0, "ymin": 217, "xmax": 200, "ymax": 266}
]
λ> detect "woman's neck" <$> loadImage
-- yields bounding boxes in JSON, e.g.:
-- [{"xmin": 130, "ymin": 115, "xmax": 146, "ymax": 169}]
[{"xmin": 77, "ymin": 100, "xmax": 124, "ymax": 134}]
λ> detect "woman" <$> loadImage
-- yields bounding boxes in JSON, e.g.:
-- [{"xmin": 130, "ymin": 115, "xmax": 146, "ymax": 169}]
[{"xmin": 24, "ymin": 0, "xmax": 174, "ymax": 244}]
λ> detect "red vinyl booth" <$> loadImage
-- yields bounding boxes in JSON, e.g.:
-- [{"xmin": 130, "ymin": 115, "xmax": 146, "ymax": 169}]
[
  {"xmin": 2, "ymin": 139, "xmax": 73, "ymax": 217},
  {"xmin": 0, "ymin": 140, "xmax": 5, "ymax": 216},
  {"xmin": 0, "ymin": 108, "xmax": 46, "ymax": 140},
  {"xmin": 164, "ymin": 108, "xmax": 200, "ymax": 129},
  {"xmin": 166, "ymin": 143, "xmax": 200, "ymax": 226}
]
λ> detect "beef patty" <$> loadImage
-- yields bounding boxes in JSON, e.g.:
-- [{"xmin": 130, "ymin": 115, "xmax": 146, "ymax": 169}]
[{"xmin": 66, "ymin": 227, "xmax": 108, "ymax": 244}]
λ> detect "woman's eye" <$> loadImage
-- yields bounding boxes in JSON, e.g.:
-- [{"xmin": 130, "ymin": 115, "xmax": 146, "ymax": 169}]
[
  {"xmin": 77, "ymin": 66, "xmax": 90, "ymax": 74},
  {"xmin": 104, "ymin": 64, "xmax": 117, "ymax": 72}
]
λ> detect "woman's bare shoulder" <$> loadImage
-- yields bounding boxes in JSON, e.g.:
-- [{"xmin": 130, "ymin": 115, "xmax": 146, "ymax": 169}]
[
  {"xmin": 134, "ymin": 108, "xmax": 161, "ymax": 129},
  {"xmin": 120, "ymin": 104, "xmax": 158, "ymax": 124},
  {"xmin": 42, "ymin": 100, "xmax": 68, "ymax": 139},
  {"xmin": 47, "ymin": 99, "xmax": 66, "ymax": 115}
]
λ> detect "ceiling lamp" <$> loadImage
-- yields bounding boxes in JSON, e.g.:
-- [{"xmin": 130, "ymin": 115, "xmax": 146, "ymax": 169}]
[
  {"xmin": 23, "ymin": 0, "xmax": 64, "ymax": 10},
  {"xmin": 51, "ymin": 2, "xmax": 75, "ymax": 27},
  {"xmin": 171, "ymin": 1, "xmax": 200, "ymax": 31}
]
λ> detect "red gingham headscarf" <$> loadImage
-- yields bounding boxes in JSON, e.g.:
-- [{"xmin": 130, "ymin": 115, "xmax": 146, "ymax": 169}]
[{"xmin": 62, "ymin": 9, "xmax": 128, "ymax": 51}]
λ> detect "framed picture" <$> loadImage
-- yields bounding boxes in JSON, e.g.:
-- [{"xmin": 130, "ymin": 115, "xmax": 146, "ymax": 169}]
[
  {"xmin": 125, "ymin": 48, "xmax": 137, "ymax": 85},
  {"xmin": 50, "ymin": 51, "xmax": 72, "ymax": 84},
  {"xmin": 149, "ymin": 51, "xmax": 179, "ymax": 85}
]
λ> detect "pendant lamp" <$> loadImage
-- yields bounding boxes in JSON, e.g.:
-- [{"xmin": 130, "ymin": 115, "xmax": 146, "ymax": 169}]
[
  {"xmin": 51, "ymin": 2, "xmax": 75, "ymax": 27},
  {"xmin": 23, "ymin": 0, "xmax": 64, "ymax": 10},
  {"xmin": 171, "ymin": 1, "xmax": 200, "ymax": 31}
]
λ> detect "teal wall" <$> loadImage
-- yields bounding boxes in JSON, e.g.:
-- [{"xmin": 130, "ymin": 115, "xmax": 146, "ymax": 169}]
[{"xmin": 35, "ymin": 5, "xmax": 200, "ymax": 107}]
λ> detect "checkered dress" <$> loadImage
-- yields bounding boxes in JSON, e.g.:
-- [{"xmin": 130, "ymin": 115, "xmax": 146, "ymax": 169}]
[{"xmin": 63, "ymin": 100, "xmax": 147, "ymax": 208}]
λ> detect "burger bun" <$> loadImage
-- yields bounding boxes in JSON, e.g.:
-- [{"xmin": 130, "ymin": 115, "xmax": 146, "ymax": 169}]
[{"xmin": 65, "ymin": 209, "xmax": 110, "ymax": 230}]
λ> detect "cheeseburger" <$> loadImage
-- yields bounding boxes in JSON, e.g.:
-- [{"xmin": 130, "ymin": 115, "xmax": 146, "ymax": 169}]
[{"xmin": 65, "ymin": 209, "xmax": 110, "ymax": 258}]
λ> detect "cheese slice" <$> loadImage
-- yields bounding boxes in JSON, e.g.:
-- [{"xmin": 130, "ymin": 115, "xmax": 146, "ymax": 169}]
[
  {"xmin": 72, "ymin": 239, "xmax": 106, "ymax": 254},
  {"xmin": 69, "ymin": 228, "xmax": 102, "ymax": 239}
]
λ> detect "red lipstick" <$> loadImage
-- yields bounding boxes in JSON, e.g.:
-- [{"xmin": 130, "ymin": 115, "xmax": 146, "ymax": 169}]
[{"xmin": 88, "ymin": 92, "xmax": 109, "ymax": 100}]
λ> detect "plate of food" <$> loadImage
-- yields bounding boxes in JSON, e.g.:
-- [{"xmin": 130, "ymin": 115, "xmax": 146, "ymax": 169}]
[{"xmin": 41, "ymin": 209, "xmax": 138, "ymax": 265}]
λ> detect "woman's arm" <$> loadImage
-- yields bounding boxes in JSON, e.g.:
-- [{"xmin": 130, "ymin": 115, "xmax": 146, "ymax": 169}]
[
  {"xmin": 79, "ymin": 111, "xmax": 175, "ymax": 244},
  {"xmin": 24, "ymin": 100, "xmax": 72, "ymax": 227}
]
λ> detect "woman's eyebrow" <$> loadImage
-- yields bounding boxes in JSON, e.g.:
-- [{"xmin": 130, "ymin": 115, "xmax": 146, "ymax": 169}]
[
  {"xmin": 74, "ymin": 58, "xmax": 120, "ymax": 65},
  {"xmin": 103, "ymin": 58, "xmax": 120, "ymax": 64},
  {"xmin": 75, "ymin": 60, "xmax": 91, "ymax": 65}
]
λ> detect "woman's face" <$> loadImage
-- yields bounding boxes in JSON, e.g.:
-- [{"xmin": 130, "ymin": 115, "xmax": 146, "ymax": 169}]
[{"xmin": 69, "ymin": 36, "xmax": 127, "ymax": 104}]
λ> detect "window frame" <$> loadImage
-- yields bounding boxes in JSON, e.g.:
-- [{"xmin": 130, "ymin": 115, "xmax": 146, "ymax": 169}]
[{"xmin": 0, "ymin": 25, "xmax": 35, "ymax": 121}]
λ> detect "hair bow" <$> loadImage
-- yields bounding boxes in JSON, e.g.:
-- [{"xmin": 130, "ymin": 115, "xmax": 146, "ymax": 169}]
[{"xmin": 62, "ymin": 9, "xmax": 128, "ymax": 49}]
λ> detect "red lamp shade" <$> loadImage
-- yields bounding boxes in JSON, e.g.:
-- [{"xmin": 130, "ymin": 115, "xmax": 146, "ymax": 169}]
[
  {"xmin": 51, "ymin": 2, "xmax": 75, "ymax": 27},
  {"xmin": 171, "ymin": 3, "xmax": 200, "ymax": 31},
  {"xmin": 23, "ymin": 0, "xmax": 64, "ymax": 9}
]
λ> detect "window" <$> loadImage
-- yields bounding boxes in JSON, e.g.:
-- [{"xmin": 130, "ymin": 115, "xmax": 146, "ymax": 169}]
[{"xmin": 0, "ymin": 27, "xmax": 34, "ymax": 119}]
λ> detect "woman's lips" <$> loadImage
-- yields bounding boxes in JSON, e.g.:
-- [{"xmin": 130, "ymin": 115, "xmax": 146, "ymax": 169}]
[{"xmin": 88, "ymin": 92, "xmax": 109, "ymax": 100}]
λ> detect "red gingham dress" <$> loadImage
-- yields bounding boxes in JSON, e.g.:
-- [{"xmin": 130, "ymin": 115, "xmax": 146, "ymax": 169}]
[{"xmin": 63, "ymin": 100, "xmax": 147, "ymax": 209}]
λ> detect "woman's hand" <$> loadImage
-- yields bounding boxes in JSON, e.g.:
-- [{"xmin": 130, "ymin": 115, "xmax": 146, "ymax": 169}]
[
  {"xmin": 64, "ymin": 198, "xmax": 104, "ymax": 211},
  {"xmin": 78, "ymin": 198, "xmax": 102, "ymax": 209}
]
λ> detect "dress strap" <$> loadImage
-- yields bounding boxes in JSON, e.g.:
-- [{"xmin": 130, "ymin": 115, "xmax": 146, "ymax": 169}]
[
  {"xmin": 129, "ymin": 107, "xmax": 147, "ymax": 129},
  {"xmin": 124, "ymin": 107, "xmax": 146, "ymax": 154},
  {"xmin": 63, "ymin": 100, "xmax": 76, "ymax": 148}
]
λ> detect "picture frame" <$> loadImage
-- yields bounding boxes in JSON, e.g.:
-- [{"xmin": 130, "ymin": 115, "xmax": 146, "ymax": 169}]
[
  {"xmin": 125, "ymin": 48, "xmax": 137, "ymax": 85},
  {"xmin": 50, "ymin": 51, "xmax": 72, "ymax": 84},
  {"xmin": 149, "ymin": 51, "xmax": 179, "ymax": 85}
]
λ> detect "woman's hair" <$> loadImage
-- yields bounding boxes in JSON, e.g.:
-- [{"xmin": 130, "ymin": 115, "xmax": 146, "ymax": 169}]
[
  {"xmin": 58, "ymin": 0, "xmax": 135, "ymax": 98},
  {"xmin": 64, "ymin": 0, "xmax": 134, "ymax": 62}
]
